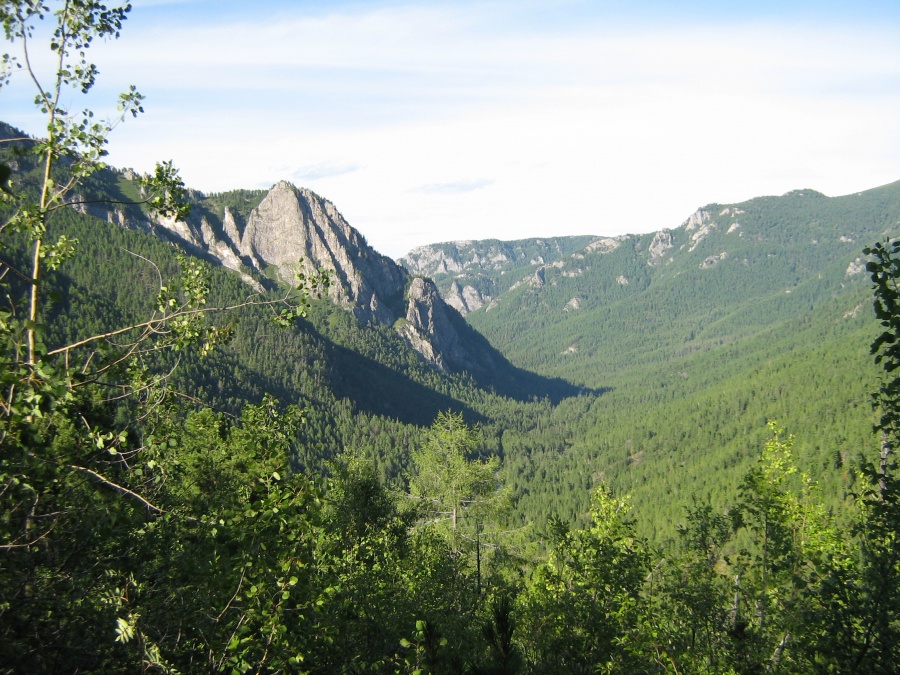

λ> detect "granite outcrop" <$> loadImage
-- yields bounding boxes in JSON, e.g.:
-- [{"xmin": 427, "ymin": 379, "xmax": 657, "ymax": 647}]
[{"xmin": 95, "ymin": 179, "xmax": 481, "ymax": 372}]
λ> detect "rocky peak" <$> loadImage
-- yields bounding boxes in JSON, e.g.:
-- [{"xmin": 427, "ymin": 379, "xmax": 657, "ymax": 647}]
[
  {"xmin": 235, "ymin": 182, "xmax": 407, "ymax": 325},
  {"xmin": 445, "ymin": 280, "xmax": 488, "ymax": 316},
  {"xmin": 402, "ymin": 245, "xmax": 465, "ymax": 275},
  {"xmin": 100, "ymin": 179, "xmax": 490, "ymax": 372},
  {"xmin": 647, "ymin": 230, "xmax": 673, "ymax": 265},
  {"xmin": 584, "ymin": 237, "xmax": 625, "ymax": 254},
  {"xmin": 684, "ymin": 208, "xmax": 712, "ymax": 231},
  {"xmin": 400, "ymin": 278, "xmax": 455, "ymax": 369}
]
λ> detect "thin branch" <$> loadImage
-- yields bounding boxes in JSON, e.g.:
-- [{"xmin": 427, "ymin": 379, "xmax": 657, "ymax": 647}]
[
  {"xmin": 46, "ymin": 312, "xmax": 176, "ymax": 355},
  {"xmin": 69, "ymin": 465, "xmax": 207, "ymax": 525},
  {"xmin": 21, "ymin": 22, "xmax": 51, "ymax": 115},
  {"xmin": 69, "ymin": 464, "xmax": 166, "ymax": 515},
  {"xmin": 170, "ymin": 390, "xmax": 239, "ymax": 419},
  {"xmin": 216, "ymin": 565, "xmax": 247, "ymax": 622},
  {"xmin": 50, "ymin": 196, "xmax": 155, "ymax": 213},
  {"xmin": 0, "ymin": 259, "xmax": 33, "ymax": 283},
  {"xmin": 123, "ymin": 248, "xmax": 164, "ymax": 288},
  {"xmin": 69, "ymin": 325, "xmax": 160, "ymax": 384},
  {"xmin": 0, "ymin": 523, "xmax": 57, "ymax": 550},
  {"xmin": 92, "ymin": 357, "xmax": 181, "ymax": 405},
  {"xmin": 216, "ymin": 615, "xmax": 247, "ymax": 672},
  {"xmin": 46, "ymin": 294, "xmax": 293, "ymax": 357}
]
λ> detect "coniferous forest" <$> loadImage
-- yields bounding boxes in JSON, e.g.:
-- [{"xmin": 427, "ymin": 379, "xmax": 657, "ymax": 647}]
[{"xmin": 3, "ymin": 3, "xmax": 900, "ymax": 673}]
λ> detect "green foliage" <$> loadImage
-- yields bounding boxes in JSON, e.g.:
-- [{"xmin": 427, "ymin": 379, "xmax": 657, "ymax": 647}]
[
  {"xmin": 647, "ymin": 502, "xmax": 738, "ymax": 674},
  {"xmin": 473, "ymin": 594, "xmax": 523, "ymax": 675},
  {"xmin": 1, "ymin": 0, "xmax": 192, "ymax": 366},
  {"xmin": 866, "ymin": 238, "xmax": 900, "ymax": 438},
  {"xmin": 410, "ymin": 411, "xmax": 508, "ymax": 547},
  {"xmin": 140, "ymin": 159, "xmax": 190, "ymax": 221},
  {"xmin": 6, "ymin": 133, "xmax": 890, "ymax": 547},
  {"xmin": 517, "ymin": 485, "xmax": 649, "ymax": 673},
  {"xmin": 2, "ymin": 159, "xmax": 900, "ymax": 675},
  {"xmin": 399, "ymin": 619, "xmax": 449, "ymax": 674},
  {"xmin": 4, "ymin": 4, "xmax": 900, "ymax": 671}
]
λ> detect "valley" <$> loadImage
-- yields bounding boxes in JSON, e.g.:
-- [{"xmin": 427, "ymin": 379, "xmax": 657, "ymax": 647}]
[
  {"xmin": 4, "ymin": 1, "xmax": 900, "ymax": 669},
  {"xmin": 10, "ymin": 115, "xmax": 893, "ymax": 535},
  {"xmin": 3, "ymin": 117, "xmax": 898, "ymax": 671}
]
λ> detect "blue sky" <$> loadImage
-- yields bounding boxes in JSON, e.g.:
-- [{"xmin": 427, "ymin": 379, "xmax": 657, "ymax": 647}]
[{"xmin": 4, "ymin": 0, "xmax": 900, "ymax": 258}]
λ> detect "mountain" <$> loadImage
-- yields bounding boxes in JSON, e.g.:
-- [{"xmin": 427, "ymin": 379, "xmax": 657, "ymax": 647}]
[
  {"xmin": 4, "ymin": 118, "xmax": 898, "ymax": 541},
  {"xmin": 401, "ymin": 236, "xmax": 598, "ymax": 315},
  {"xmin": 0, "ymin": 117, "xmax": 533, "ymax": 387},
  {"xmin": 398, "ymin": 184, "xmax": 900, "ymax": 535},
  {"xmin": 400, "ymin": 184, "xmax": 900, "ymax": 388},
  {"xmin": 78, "ymin": 173, "xmax": 506, "ymax": 378},
  {"xmin": 7, "ymin": 109, "xmax": 900, "ymax": 673},
  {"xmin": 79, "ymin": 182, "xmax": 578, "ymax": 410},
  {"xmin": 0, "ymin": 119, "xmax": 581, "ymax": 420}
]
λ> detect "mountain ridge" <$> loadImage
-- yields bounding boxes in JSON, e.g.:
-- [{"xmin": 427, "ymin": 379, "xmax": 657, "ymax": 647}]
[
  {"xmin": 399, "ymin": 179, "xmax": 900, "ymax": 319},
  {"xmin": 395, "ymin": 180, "xmax": 900, "ymax": 390},
  {"xmin": 0, "ymin": 119, "xmax": 533, "ymax": 385},
  {"xmin": 3, "ymin": 117, "xmax": 897, "ymax": 538},
  {"xmin": 74, "ymin": 166, "xmax": 518, "ymax": 381}
]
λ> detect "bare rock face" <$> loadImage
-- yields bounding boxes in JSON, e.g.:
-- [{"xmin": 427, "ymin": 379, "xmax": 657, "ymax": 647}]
[
  {"xmin": 399, "ymin": 277, "xmax": 506, "ymax": 377},
  {"xmin": 445, "ymin": 281, "xmax": 488, "ymax": 315},
  {"xmin": 461, "ymin": 284, "xmax": 487, "ymax": 312},
  {"xmin": 585, "ymin": 237, "xmax": 625, "ymax": 254},
  {"xmin": 684, "ymin": 209, "xmax": 717, "ymax": 252},
  {"xmin": 156, "ymin": 212, "xmax": 200, "ymax": 247},
  {"xmin": 399, "ymin": 240, "xmax": 515, "ymax": 277},
  {"xmin": 402, "ymin": 245, "xmax": 465, "ymax": 275},
  {"xmin": 684, "ymin": 209, "xmax": 712, "ymax": 231},
  {"xmin": 648, "ymin": 230, "xmax": 673, "ymax": 265},
  {"xmin": 136, "ymin": 180, "xmax": 482, "ymax": 371},
  {"xmin": 846, "ymin": 258, "xmax": 866, "ymax": 276},
  {"xmin": 237, "ymin": 182, "xmax": 406, "ymax": 325},
  {"xmin": 77, "ymin": 176, "xmax": 502, "ymax": 373},
  {"xmin": 401, "ymin": 278, "xmax": 470, "ymax": 371},
  {"xmin": 700, "ymin": 252, "xmax": 728, "ymax": 269},
  {"xmin": 221, "ymin": 207, "xmax": 244, "ymax": 250}
]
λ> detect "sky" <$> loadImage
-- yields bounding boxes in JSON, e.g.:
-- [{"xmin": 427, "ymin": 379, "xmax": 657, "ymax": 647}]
[{"xmin": 3, "ymin": 0, "xmax": 900, "ymax": 259}]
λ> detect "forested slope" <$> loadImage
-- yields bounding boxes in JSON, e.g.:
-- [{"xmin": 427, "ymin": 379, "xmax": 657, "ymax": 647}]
[
  {"xmin": 399, "ymin": 183, "xmax": 900, "ymax": 537},
  {"xmin": 410, "ymin": 183, "xmax": 900, "ymax": 387},
  {"xmin": 7, "ymin": 141, "xmax": 895, "ymax": 540},
  {"xmin": 6, "ymin": 3, "xmax": 900, "ymax": 670}
]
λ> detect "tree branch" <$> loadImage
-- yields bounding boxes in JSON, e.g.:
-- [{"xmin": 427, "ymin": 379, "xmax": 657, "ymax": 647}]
[
  {"xmin": 51, "ymin": 196, "xmax": 154, "ymax": 212},
  {"xmin": 0, "ymin": 523, "xmax": 57, "ymax": 551},
  {"xmin": 69, "ymin": 464, "xmax": 166, "ymax": 514},
  {"xmin": 46, "ymin": 294, "xmax": 291, "ymax": 357}
]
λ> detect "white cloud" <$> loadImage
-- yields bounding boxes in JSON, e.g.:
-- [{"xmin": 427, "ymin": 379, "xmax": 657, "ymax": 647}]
[
  {"xmin": 414, "ymin": 179, "xmax": 494, "ymax": 194},
  {"xmin": 8, "ymin": 2, "xmax": 899, "ymax": 258},
  {"xmin": 287, "ymin": 161, "xmax": 361, "ymax": 181}
]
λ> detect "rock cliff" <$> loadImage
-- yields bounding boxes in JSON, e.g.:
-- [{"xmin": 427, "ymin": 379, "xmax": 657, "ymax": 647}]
[
  {"xmin": 399, "ymin": 277, "xmax": 515, "ymax": 379},
  {"xmin": 235, "ymin": 181, "xmax": 407, "ymax": 326},
  {"xmin": 88, "ymin": 178, "xmax": 482, "ymax": 373}
]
